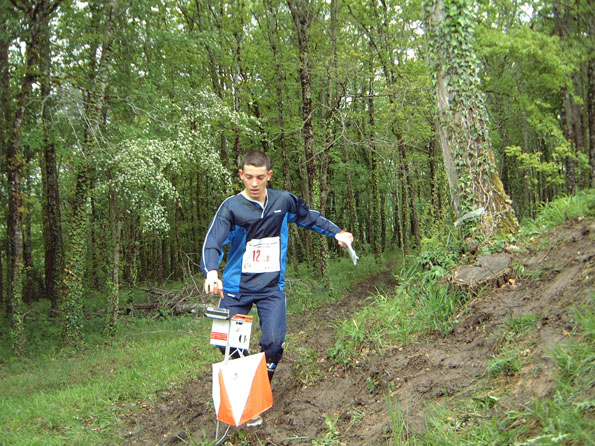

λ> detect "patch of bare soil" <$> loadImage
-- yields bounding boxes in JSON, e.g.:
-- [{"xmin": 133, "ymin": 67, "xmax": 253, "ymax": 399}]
[{"xmin": 121, "ymin": 219, "xmax": 594, "ymax": 445}]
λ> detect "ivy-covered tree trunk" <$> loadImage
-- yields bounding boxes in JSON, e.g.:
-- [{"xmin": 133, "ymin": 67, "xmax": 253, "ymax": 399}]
[
  {"xmin": 62, "ymin": 0, "xmax": 120, "ymax": 347},
  {"xmin": 589, "ymin": 56, "xmax": 595, "ymax": 188},
  {"xmin": 0, "ymin": 18, "xmax": 7, "ymax": 156},
  {"xmin": 0, "ymin": 243, "xmax": 3, "ymax": 311},
  {"xmin": 105, "ymin": 187, "xmax": 122, "ymax": 336},
  {"xmin": 6, "ymin": 0, "xmax": 60, "ymax": 355},
  {"xmin": 368, "ymin": 66, "xmax": 380, "ymax": 256},
  {"xmin": 7, "ymin": 133, "xmax": 26, "ymax": 355},
  {"xmin": 40, "ymin": 12, "xmax": 64, "ymax": 311},
  {"xmin": 89, "ymin": 175, "xmax": 100, "ymax": 289},
  {"xmin": 0, "ymin": 16, "xmax": 8, "ymax": 314},
  {"xmin": 424, "ymin": 0, "xmax": 518, "ymax": 240},
  {"xmin": 62, "ymin": 169, "xmax": 89, "ymax": 347},
  {"xmin": 23, "ymin": 153, "xmax": 35, "ymax": 302}
]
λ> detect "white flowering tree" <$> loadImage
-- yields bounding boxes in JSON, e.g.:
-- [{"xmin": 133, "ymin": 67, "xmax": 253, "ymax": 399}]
[{"xmin": 100, "ymin": 91, "xmax": 253, "ymax": 334}]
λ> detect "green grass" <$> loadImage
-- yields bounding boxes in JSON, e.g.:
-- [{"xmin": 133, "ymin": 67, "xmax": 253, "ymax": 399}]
[
  {"xmin": 487, "ymin": 348, "xmax": 524, "ymax": 378},
  {"xmin": 0, "ymin": 313, "xmax": 219, "ymax": 446}
]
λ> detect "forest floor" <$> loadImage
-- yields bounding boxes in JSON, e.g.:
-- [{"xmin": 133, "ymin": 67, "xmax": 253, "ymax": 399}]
[{"xmin": 121, "ymin": 218, "xmax": 594, "ymax": 445}]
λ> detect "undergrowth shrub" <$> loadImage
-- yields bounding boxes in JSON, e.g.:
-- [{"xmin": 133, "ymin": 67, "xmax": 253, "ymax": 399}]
[
  {"xmin": 417, "ymin": 230, "xmax": 464, "ymax": 279},
  {"xmin": 520, "ymin": 189, "xmax": 595, "ymax": 239}
]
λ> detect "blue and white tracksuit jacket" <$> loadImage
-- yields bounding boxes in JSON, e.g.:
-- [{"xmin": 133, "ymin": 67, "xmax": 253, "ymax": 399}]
[{"xmin": 201, "ymin": 188, "xmax": 343, "ymax": 366}]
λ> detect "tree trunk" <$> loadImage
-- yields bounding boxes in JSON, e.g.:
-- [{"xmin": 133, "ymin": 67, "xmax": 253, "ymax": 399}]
[
  {"xmin": 7, "ymin": 144, "xmax": 26, "ymax": 355},
  {"xmin": 428, "ymin": 136, "xmax": 441, "ymax": 221},
  {"xmin": 562, "ymin": 93, "xmax": 579, "ymax": 193},
  {"xmin": 367, "ymin": 0, "xmax": 421, "ymax": 253},
  {"xmin": 0, "ymin": 2, "xmax": 11, "ymax": 313},
  {"xmin": 425, "ymin": 0, "xmax": 518, "ymax": 240},
  {"xmin": 398, "ymin": 153, "xmax": 409, "ymax": 254},
  {"xmin": 397, "ymin": 134, "xmax": 421, "ymax": 249},
  {"xmin": 554, "ymin": 1, "xmax": 582, "ymax": 193},
  {"xmin": 105, "ymin": 187, "xmax": 122, "ymax": 336},
  {"xmin": 175, "ymin": 193, "xmax": 184, "ymax": 280},
  {"xmin": 380, "ymin": 192, "xmax": 386, "ymax": 251},
  {"xmin": 320, "ymin": 0, "xmax": 338, "ymax": 217},
  {"xmin": 89, "ymin": 176, "xmax": 100, "ymax": 289},
  {"xmin": 40, "ymin": 15, "xmax": 64, "ymax": 311},
  {"xmin": 62, "ymin": 168, "xmax": 89, "ymax": 347},
  {"xmin": 589, "ymin": 55, "xmax": 595, "ymax": 188},
  {"xmin": 288, "ymin": 0, "xmax": 315, "ymax": 205},
  {"xmin": 368, "ymin": 69, "xmax": 380, "ymax": 256},
  {"xmin": 161, "ymin": 238, "xmax": 168, "ymax": 283},
  {"xmin": 62, "ymin": 0, "xmax": 120, "ymax": 347},
  {"xmin": 130, "ymin": 222, "xmax": 140, "ymax": 285},
  {"xmin": 6, "ymin": 0, "xmax": 60, "ymax": 355},
  {"xmin": 261, "ymin": 0, "xmax": 289, "ymax": 188},
  {"xmin": 232, "ymin": 5, "xmax": 243, "ymax": 161},
  {"xmin": 0, "ymin": 243, "xmax": 4, "ymax": 312},
  {"xmin": 0, "ymin": 17, "xmax": 7, "ymax": 312},
  {"xmin": 391, "ymin": 182, "xmax": 401, "ymax": 247},
  {"xmin": 23, "ymin": 150, "xmax": 35, "ymax": 302},
  {"xmin": 288, "ymin": 0, "xmax": 327, "ymax": 277},
  {"xmin": 343, "ymin": 146, "xmax": 357, "ymax": 236},
  {"xmin": 0, "ymin": 11, "xmax": 9, "ymax": 318},
  {"xmin": 262, "ymin": 0, "xmax": 297, "ymax": 268},
  {"xmin": 0, "ymin": 16, "xmax": 8, "ymax": 152},
  {"xmin": 169, "ymin": 232, "xmax": 176, "ymax": 281}
]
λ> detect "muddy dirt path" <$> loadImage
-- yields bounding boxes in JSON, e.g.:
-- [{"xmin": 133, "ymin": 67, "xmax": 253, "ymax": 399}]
[{"xmin": 122, "ymin": 220, "xmax": 594, "ymax": 445}]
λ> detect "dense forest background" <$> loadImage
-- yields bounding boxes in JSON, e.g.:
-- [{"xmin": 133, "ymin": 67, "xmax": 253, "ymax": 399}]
[{"xmin": 1, "ymin": 0, "xmax": 593, "ymax": 355}]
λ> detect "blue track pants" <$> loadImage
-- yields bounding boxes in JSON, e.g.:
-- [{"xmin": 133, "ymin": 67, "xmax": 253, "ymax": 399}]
[{"xmin": 218, "ymin": 291, "xmax": 286, "ymax": 366}]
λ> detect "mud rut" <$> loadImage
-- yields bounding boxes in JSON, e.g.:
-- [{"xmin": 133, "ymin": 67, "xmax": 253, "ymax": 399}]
[{"xmin": 122, "ymin": 220, "xmax": 594, "ymax": 445}]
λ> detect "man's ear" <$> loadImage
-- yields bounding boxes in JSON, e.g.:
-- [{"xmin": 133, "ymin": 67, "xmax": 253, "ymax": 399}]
[
  {"xmin": 238, "ymin": 168, "xmax": 244, "ymax": 179},
  {"xmin": 267, "ymin": 170, "xmax": 273, "ymax": 181}
]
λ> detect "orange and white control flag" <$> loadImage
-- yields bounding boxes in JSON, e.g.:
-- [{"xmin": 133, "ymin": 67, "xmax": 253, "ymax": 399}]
[{"xmin": 212, "ymin": 352, "xmax": 273, "ymax": 426}]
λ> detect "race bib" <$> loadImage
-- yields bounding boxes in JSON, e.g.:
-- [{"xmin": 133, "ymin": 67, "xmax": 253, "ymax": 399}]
[{"xmin": 242, "ymin": 237, "xmax": 281, "ymax": 273}]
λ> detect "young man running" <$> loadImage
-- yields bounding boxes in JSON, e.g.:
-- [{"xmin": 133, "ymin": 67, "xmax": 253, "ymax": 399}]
[{"xmin": 201, "ymin": 151, "xmax": 353, "ymax": 425}]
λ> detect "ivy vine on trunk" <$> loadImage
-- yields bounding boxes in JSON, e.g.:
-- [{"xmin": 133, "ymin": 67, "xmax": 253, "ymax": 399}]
[{"xmin": 423, "ymin": 0, "xmax": 518, "ymax": 241}]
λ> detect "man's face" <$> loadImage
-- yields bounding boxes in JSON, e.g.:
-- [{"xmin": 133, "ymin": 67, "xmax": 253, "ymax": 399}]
[{"xmin": 239, "ymin": 164, "xmax": 273, "ymax": 202}]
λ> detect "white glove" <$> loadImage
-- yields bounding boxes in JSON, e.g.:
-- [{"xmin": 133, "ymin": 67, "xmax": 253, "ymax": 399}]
[
  {"xmin": 335, "ymin": 231, "xmax": 358, "ymax": 265},
  {"xmin": 204, "ymin": 270, "xmax": 223, "ymax": 297}
]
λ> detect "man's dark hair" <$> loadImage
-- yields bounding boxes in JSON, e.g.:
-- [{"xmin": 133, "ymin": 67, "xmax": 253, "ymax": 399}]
[{"xmin": 242, "ymin": 150, "xmax": 270, "ymax": 170}]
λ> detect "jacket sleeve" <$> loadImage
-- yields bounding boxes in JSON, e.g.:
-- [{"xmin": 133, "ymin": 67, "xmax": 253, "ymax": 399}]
[
  {"xmin": 288, "ymin": 193, "xmax": 342, "ymax": 237},
  {"xmin": 200, "ymin": 201, "xmax": 233, "ymax": 276}
]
